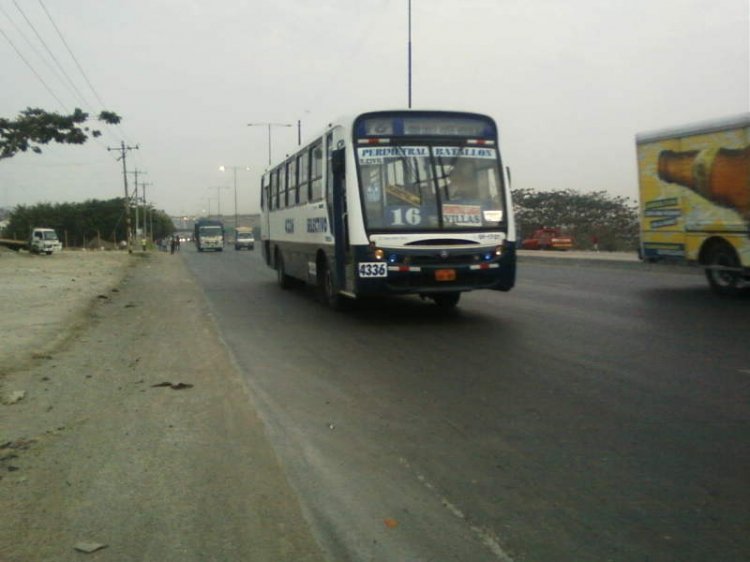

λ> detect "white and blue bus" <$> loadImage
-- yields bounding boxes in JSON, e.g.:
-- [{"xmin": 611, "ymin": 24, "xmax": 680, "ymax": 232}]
[{"xmin": 260, "ymin": 109, "xmax": 516, "ymax": 308}]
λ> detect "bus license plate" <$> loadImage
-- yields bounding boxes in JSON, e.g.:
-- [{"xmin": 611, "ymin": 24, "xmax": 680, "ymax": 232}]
[
  {"xmin": 358, "ymin": 262, "xmax": 388, "ymax": 278},
  {"xmin": 435, "ymin": 269, "xmax": 456, "ymax": 282}
]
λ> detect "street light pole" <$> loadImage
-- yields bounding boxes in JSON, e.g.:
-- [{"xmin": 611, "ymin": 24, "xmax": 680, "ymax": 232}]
[
  {"xmin": 247, "ymin": 122, "xmax": 293, "ymax": 165},
  {"xmin": 219, "ymin": 165, "xmax": 251, "ymax": 229},
  {"xmin": 233, "ymin": 167, "xmax": 237, "ymax": 228},
  {"xmin": 408, "ymin": 0, "xmax": 413, "ymax": 108},
  {"xmin": 208, "ymin": 186, "xmax": 230, "ymax": 217}
]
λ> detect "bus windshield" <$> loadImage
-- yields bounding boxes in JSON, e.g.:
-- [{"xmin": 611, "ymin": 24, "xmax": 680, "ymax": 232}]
[{"xmin": 357, "ymin": 144, "xmax": 504, "ymax": 231}]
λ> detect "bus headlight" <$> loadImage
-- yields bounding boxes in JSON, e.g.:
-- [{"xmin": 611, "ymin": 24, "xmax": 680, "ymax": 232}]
[
  {"xmin": 373, "ymin": 248, "xmax": 385, "ymax": 260},
  {"xmin": 495, "ymin": 245, "xmax": 504, "ymax": 256}
]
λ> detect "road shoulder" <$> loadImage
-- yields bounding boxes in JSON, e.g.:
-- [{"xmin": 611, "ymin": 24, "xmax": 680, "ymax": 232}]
[{"xmin": 0, "ymin": 252, "xmax": 324, "ymax": 562}]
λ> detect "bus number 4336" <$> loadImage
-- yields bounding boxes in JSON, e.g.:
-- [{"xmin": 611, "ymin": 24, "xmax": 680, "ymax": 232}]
[{"xmin": 358, "ymin": 262, "xmax": 388, "ymax": 278}]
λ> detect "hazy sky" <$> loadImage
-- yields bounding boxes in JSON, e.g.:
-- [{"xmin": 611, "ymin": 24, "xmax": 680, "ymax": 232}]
[{"xmin": 1, "ymin": 0, "xmax": 748, "ymax": 216}]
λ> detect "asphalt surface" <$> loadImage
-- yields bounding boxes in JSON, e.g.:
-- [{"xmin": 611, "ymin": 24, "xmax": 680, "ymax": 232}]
[{"xmin": 182, "ymin": 245, "xmax": 749, "ymax": 562}]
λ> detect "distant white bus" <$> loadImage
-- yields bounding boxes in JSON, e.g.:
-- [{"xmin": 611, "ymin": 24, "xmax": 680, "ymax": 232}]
[{"xmin": 260, "ymin": 109, "xmax": 517, "ymax": 308}]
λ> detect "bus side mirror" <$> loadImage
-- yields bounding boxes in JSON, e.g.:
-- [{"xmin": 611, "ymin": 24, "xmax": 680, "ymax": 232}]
[{"xmin": 332, "ymin": 148, "xmax": 345, "ymax": 175}]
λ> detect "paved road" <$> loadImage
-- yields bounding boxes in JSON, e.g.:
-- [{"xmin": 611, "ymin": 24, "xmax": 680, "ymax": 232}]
[{"xmin": 182, "ymin": 246, "xmax": 749, "ymax": 562}]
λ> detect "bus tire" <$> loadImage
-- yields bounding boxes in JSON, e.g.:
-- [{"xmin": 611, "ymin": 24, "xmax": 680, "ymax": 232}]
[
  {"xmin": 432, "ymin": 292, "xmax": 461, "ymax": 308},
  {"xmin": 705, "ymin": 241, "xmax": 742, "ymax": 297},
  {"xmin": 276, "ymin": 251, "xmax": 292, "ymax": 290},
  {"xmin": 317, "ymin": 258, "xmax": 346, "ymax": 310}
]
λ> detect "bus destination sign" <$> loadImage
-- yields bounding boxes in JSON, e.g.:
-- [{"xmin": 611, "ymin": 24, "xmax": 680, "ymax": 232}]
[{"xmin": 360, "ymin": 116, "xmax": 492, "ymax": 138}]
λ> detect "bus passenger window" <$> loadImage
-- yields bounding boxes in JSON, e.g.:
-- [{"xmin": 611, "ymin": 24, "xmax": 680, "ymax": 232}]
[
  {"xmin": 288, "ymin": 159, "xmax": 298, "ymax": 205},
  {"xmin": 279, "ymin": 166, "xmax": 288, "ymax": 209},
  {"xmin": 297, "ymin": 153, "xmax": 308, "ymax": 205},
  {"xmin": 271, "ymin": 171, "xmax": 279, "ymax": 209},
  {"xmin": 310, "ymin": 143, "xmax": 323, "ymax": 201}
]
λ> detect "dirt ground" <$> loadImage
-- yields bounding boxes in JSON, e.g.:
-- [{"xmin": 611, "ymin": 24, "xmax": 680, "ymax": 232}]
[{"xmin": 0, "ymin": 249, "xmax": 324, "ymax": 562}]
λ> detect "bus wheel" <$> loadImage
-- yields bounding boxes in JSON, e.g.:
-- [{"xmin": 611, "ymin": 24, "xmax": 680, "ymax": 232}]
[
  {"xmin": 705, "ymin": 242, "xmax": 742, "ymax": 296},
  {"xmin": 318, "ymin": 259, "xmax": 345, "ymax": 309},
  {"xmin": 432, "ymin": 292, "xmax": 461, "ymax": 308},
  {"xmin": 276, "ymin": 252, "xmax": 292, "ymax": 290}
]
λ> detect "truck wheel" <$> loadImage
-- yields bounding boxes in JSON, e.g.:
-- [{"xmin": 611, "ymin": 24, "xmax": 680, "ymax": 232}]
[
  {"xmin": 432, "ymin": 292, "xmax": 461, "ymax": 308},
  {"xmin": 705, "ymin": 242, "xmax": 742, "ymax": 296}
]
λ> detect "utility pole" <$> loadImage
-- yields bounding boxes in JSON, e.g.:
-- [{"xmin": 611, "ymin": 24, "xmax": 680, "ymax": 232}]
[
  {"xmin": 141, "ymin": 181, "xmax": 153, "ymax": 242},
  {"xmin": 107, "ymin": 141, "xmax": 139, "ymax": 253},
  {"xmin": 128, "ymin": 169, "xmax": 147, "ymax": 246}
]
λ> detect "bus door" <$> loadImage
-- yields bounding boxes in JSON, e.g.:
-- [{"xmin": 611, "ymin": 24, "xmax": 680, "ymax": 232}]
[
  {"xmin": 261, "ymin": 175, "xmax": 272, "ymax": 265},
  {"xmin": 328, "ymin": 139, "xmax": 348, "ymax": 291}
]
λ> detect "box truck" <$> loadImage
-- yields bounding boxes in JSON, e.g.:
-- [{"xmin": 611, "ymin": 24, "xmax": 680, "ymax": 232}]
[
  {"xmin": 636, "ymin": 114, "xmax": 750, "ymax": 295},
  {"xmin": 194, "ymin": 218, "xmax": 224, "ymax": 252}
]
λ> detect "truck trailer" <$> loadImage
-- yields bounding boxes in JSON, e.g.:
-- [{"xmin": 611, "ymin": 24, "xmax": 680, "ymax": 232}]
[{"xmin": 636, "ymin": 114, "xmax": 750, "ymax": 295}]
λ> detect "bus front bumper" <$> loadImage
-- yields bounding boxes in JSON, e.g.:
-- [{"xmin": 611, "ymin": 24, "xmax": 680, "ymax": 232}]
[{"xmin": 352, "ymin": 243, "xmax": 516, "ymax": 295}]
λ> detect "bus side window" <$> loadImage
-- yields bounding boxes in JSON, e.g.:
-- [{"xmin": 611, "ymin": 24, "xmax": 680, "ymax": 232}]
[
  {"xmin": 310, "ymin": 141, "xmax": 323, "ymax": 201},
  {"xmin": 271, "ymin": 170, "xmax": 279, "ymax": 210},
  {"xmin": 299, "ymin": 151, "xmax": 309, "ymax": 204},
  {"xmin": 279, "ymin": 166, "xmax": 287, "ymax": 209},
  {"xmin": 260, "ymin": 176, "xmax": 266, "ymax": 210},
  {"xmin": 325, "ymin": 133, "xmax": 334, "ymax": 205},
  {"xmin": 288, "ymin": 158, "xmax": 298, "ymax": 205}
]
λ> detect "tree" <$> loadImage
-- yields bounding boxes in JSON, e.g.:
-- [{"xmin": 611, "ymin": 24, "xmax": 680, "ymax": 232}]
[
  {"xmin": 4, "ymin": 198, "xmax": 174, "ymax": 247},
  {"xmin": 512, "ymin": 188, "xmax": 639, "ymax": 251},
  {"xmin": 0, "ymin": 107, "xmax": 121, "ymax": 160}
]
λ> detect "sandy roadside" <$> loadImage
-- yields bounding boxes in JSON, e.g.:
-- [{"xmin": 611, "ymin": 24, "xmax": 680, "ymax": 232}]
[
  {"xmin": 0, "ymin": 249, "xmax": 134, "ymax": 376},
  {"xmin": 0, "ymin": 250, "xmax": 324, "ymax": 562}
]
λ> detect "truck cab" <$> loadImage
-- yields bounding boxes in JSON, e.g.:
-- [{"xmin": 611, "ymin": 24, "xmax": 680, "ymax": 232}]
[
  {"xmin": 30, "ymin": 228, "xmax": 63, "ymax": 255},
  {"xmin": 234, "ymin": 228, "xmax": 255, "ymax": 250}
]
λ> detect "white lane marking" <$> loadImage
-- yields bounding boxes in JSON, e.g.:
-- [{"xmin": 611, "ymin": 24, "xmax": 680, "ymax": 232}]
[{"xmin": 399, "ymin": 458, "xmax": 515, "ymax": 562}]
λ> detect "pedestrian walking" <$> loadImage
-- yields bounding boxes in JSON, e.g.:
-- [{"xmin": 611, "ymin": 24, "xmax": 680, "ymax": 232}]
[{"xmin": 170, "ymin": 236, "xmax": 177, "ymax": 254}]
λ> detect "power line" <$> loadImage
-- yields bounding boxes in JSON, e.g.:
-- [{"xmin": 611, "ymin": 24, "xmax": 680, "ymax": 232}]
[
  {"xmin": 34, "ymin": 0, "xmax": 130, "ymax": 146},
  {"xmin": 37, "ymin": 0, "xmax": 107, "ymax": 111},
  {"xmin": 0, "ymin": 2, "xmax": 70, "ymax": 108},
  {"xmin": 0, "ymin": 25, "xmax": 66, "ymax": 110},
  {"xmin": 3, "ymin": 2, "xmax": 133, "ymax": 161},
  {"xmin": 12, "ymin": 0, "xmax": 92, "ymax": 110}
]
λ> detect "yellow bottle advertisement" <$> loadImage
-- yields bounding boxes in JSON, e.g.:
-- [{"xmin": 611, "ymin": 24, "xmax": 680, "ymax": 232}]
[{"xmin": 636, "ymin": 114, "xmax": 750, "ymax": 294}]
